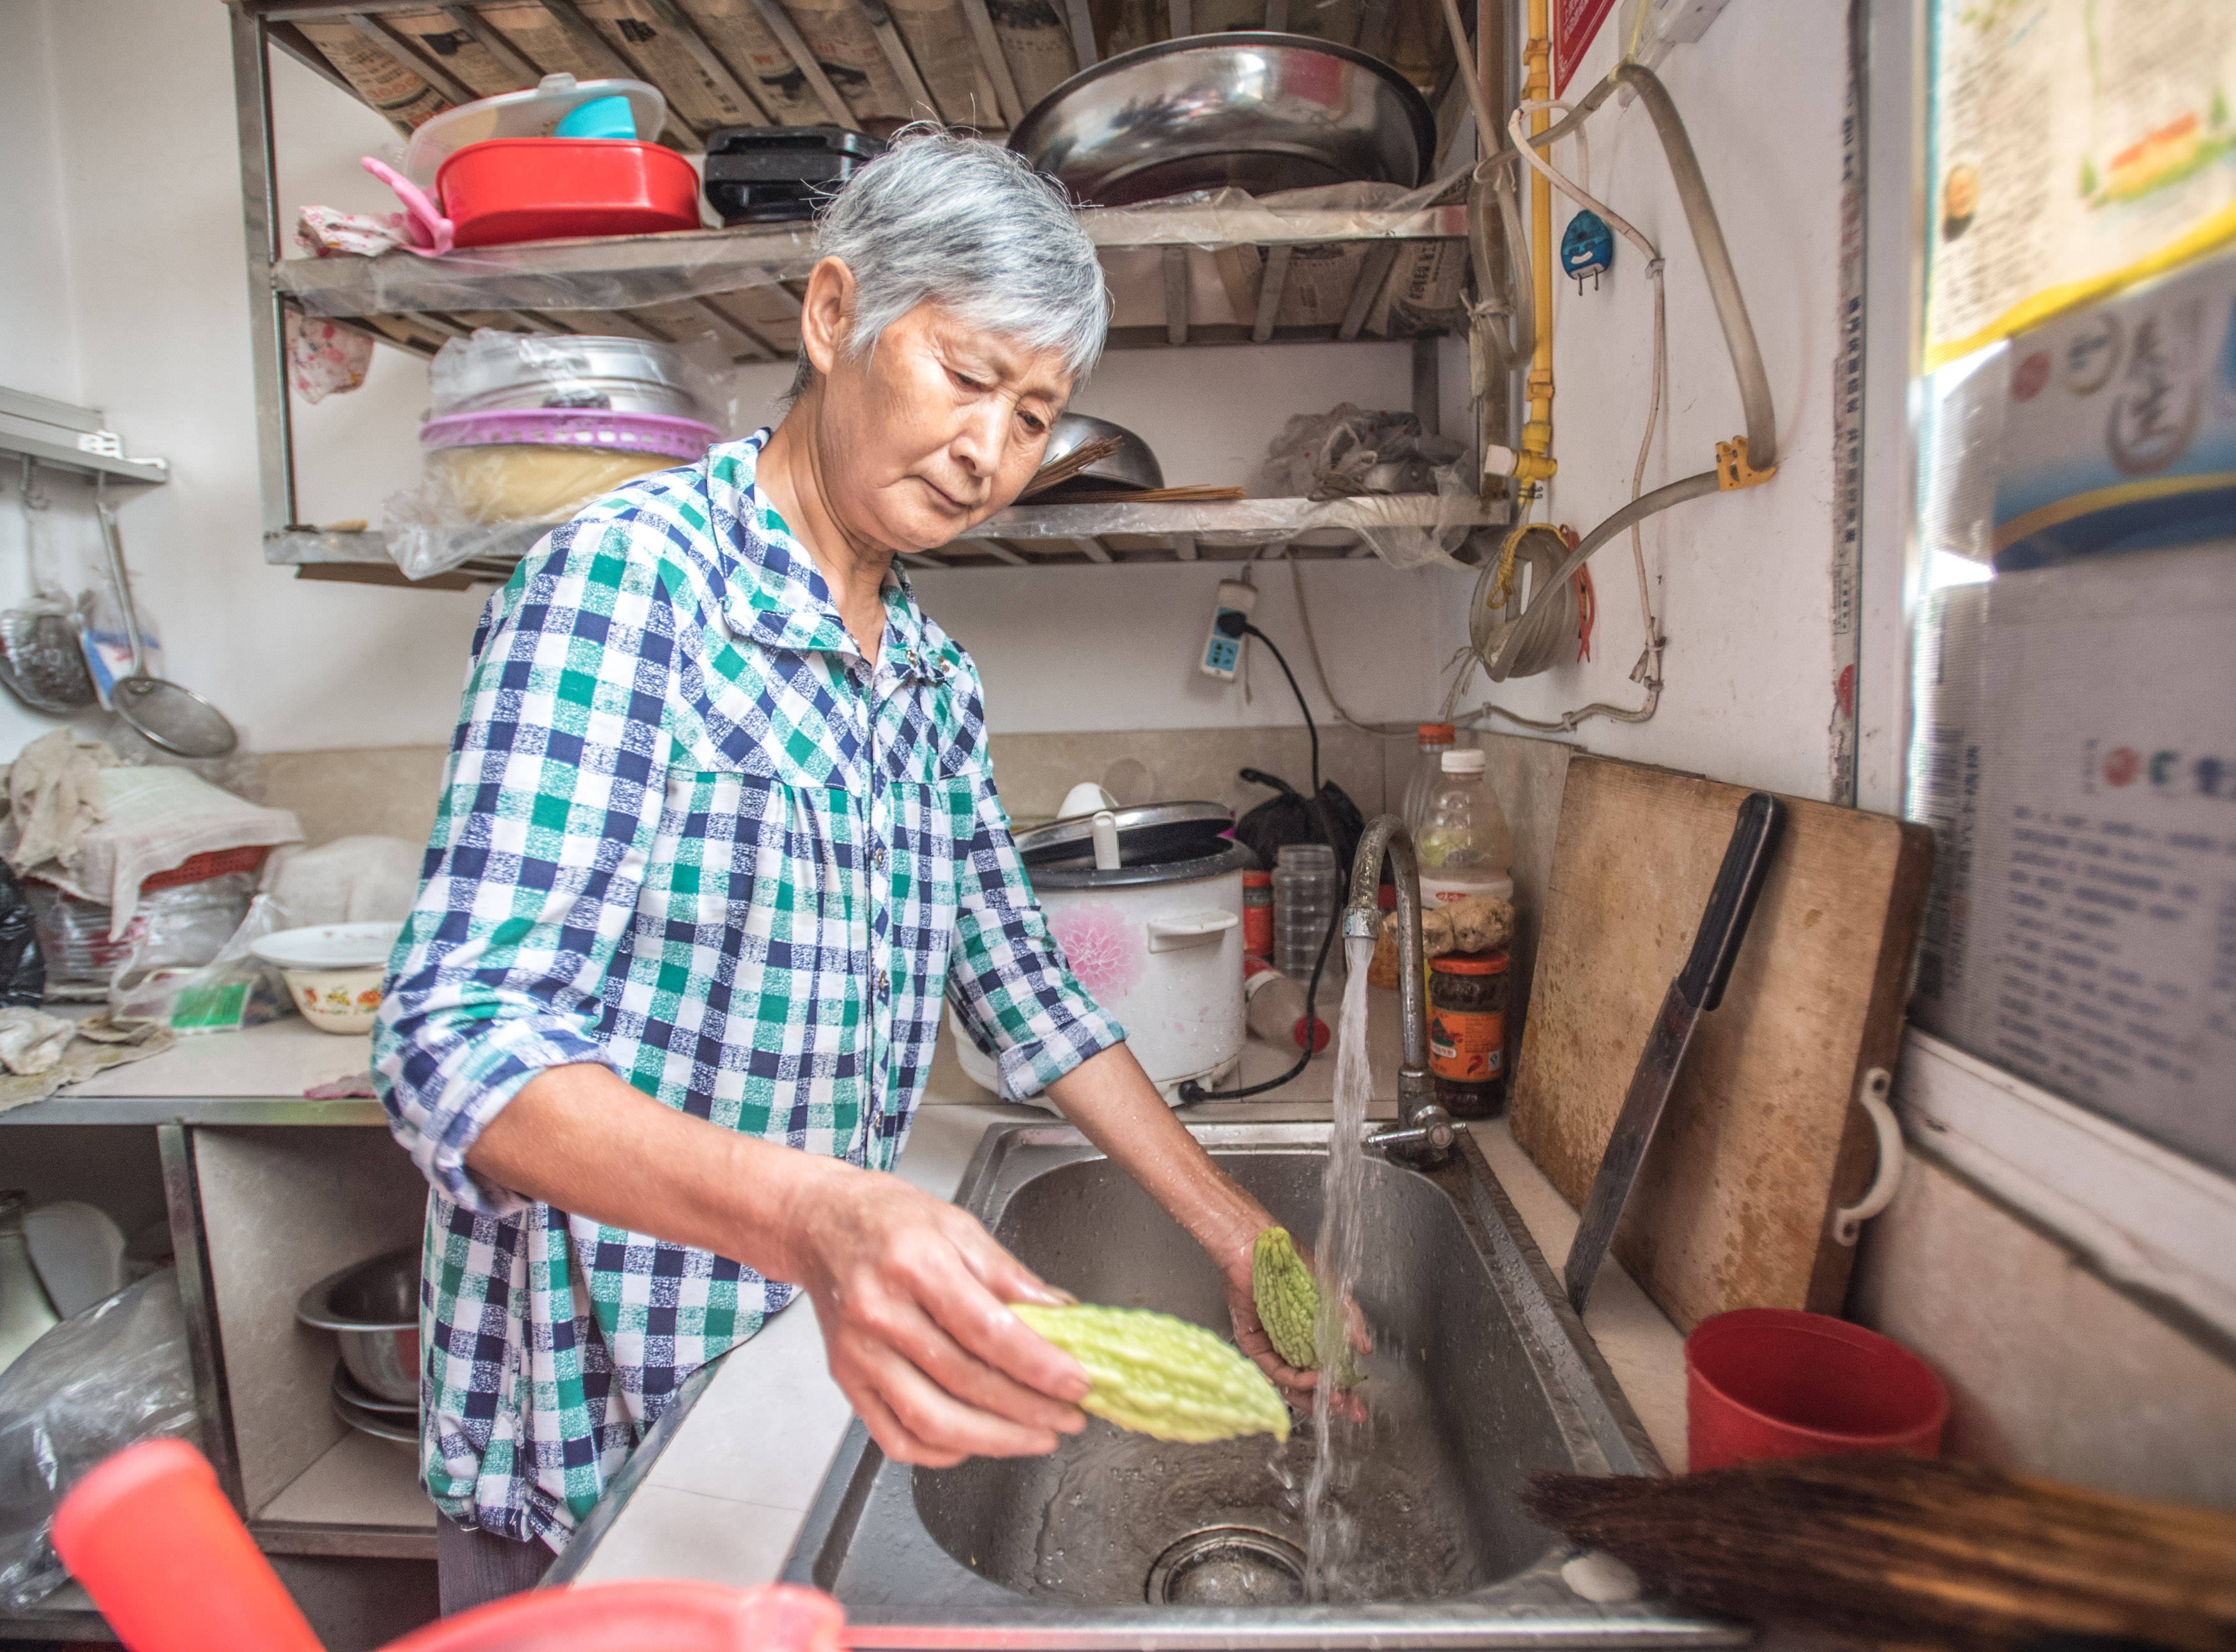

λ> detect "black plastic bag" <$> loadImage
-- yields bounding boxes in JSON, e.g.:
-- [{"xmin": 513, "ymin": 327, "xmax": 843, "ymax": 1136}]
[
  {"xmin": 0, "ymin": 866, "xmax": 45, "ymax": 1008},
  {"xmin": 1232, "ymin": 767, "xmax": 1368, "ymax": 878}
]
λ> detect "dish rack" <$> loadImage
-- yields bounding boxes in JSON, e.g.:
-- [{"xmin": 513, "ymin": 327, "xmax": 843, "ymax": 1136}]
[{"xmin": 228, "ymin": 2, "xmax": 1512, "ymax": 586}]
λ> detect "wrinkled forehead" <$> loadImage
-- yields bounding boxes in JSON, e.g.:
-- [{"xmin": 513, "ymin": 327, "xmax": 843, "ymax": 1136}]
[{"xmin": 913, "ymin": 301, "xmax": 1076, "ymax": 407}]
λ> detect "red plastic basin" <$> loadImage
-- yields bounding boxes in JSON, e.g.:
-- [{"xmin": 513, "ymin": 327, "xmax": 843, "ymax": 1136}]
[
  {"xmin": 1685, "ymin": 1307, "xmax": 1948, "ymax": 1472},
  {"xmin": 436, "ymin": 137, "xmax": 701, "ymax": 248}
]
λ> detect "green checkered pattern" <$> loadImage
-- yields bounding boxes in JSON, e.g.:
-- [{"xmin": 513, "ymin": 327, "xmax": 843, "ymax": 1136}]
[{"xmin": 373, "ymin": 432, "xmax": 1123, "ymax": 1550}]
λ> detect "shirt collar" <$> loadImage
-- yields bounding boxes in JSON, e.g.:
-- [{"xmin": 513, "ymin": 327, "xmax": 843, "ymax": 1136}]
[{"xmin": 712, "ymin": 430, "xmax": 938, "ymax": 683}]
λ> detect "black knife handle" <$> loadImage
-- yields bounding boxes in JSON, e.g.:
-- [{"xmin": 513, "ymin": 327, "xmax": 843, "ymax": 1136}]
[{"xmin": 1675, "ymin": 792, "xmax": 1786, "ymax": 1011}]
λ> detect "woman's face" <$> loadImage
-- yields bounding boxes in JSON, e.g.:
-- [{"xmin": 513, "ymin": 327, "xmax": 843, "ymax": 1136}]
[{"xmin": 803, "ymin": 260, "xmax": 1074, "ymax": 555}]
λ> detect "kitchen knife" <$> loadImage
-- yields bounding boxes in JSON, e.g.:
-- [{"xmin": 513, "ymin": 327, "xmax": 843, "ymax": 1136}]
[{"xmin": 1563, "ymin": 790, "xmax": 1788, "ymax": 1314}]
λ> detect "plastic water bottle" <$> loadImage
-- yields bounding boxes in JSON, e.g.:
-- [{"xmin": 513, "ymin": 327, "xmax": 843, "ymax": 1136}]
[
  {"xmin": 1273, "ymin": 842, "xmax": 1340, "ymax": 980},
  {"xmin": 1244, "ymin": 960, "xmax": 1331, "ymax": 1053},
  {"xmin": 1416, "ymin": 748, "xmax": 1514, "ymax": 906},
  {"xmin": 1400, "ymin": 722, "xmax": 1457, "ymax": 835}
]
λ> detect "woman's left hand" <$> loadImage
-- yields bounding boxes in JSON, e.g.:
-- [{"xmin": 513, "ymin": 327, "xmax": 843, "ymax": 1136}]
[{"xmin": 1218, "ymin": 1230, "xmax": 1370, "ymax": 1423}]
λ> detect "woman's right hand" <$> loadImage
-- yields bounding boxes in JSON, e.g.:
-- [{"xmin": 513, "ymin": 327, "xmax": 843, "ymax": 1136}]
[{"xmin": 781, "ymin": 1162, "xmax": 1091, "ymax": 1468}]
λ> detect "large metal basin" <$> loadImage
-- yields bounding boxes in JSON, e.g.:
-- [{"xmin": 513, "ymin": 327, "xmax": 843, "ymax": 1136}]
[{"xmin": 783, "ymin": 1122, "xmax": 1738, "ymax": 1647}]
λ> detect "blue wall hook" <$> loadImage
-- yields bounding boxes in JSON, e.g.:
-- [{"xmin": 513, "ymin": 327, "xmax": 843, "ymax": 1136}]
[{"xmin": 1562, "ymin": 210, "xmax": 1616, "ymax": 292}]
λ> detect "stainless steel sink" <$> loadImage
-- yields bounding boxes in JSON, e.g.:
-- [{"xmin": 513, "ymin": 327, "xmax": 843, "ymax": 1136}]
[{"xmin": 781, "ymin": 1120, "xmax": 1741, "ymax": 1647}]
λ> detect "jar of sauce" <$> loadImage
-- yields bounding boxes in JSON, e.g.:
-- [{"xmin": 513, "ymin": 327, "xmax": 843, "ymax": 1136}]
[{"xmin": 1428, "ymin": 949, "xmax": 1508, "ymax": 1118}]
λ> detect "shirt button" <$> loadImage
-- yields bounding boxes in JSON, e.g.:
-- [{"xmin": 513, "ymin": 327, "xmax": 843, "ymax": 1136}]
[
  {"xmin": 872, "ymin": 846, "xmax": 888, "ymax": 871},
  {"xmin": 877, "ymin": 968, "xmax": 891, "ymax": 997}
]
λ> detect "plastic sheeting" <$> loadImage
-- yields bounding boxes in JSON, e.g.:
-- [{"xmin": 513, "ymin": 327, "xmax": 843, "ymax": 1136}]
[{"xmin": 0, "ymin": 1270, "xmax": 197, "ymax": 1612}]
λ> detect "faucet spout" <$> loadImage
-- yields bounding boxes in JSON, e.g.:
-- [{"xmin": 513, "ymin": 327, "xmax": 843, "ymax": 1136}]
[{"xmin": 1345, "ymin": 815, "xmax": 1455, "ymax": 1165}]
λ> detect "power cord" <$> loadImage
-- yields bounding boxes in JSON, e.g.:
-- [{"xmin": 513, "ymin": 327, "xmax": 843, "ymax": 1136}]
[{"xmin": 1177, "ymin": 613, "xmax": 1346, "ymax": 1105}]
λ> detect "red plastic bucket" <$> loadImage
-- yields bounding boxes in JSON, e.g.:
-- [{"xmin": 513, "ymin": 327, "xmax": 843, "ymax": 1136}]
[
  {"xmin": 1685, "ymin": 1308, "xmax": 1948, "ymax": 1472},
  {"xmin": 436, "ymin": 138, "xmax": 701, "ymax": 248}
]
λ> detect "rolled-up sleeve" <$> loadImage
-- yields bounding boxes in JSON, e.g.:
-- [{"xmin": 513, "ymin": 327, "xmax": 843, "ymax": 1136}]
[
  {"xmin": 374, "ymin": 527, "xmax": 673, "ymax": 1214},
  {"xmin": 947, "ymin": 767, "xmax": 1125, "ymax": 1099}
]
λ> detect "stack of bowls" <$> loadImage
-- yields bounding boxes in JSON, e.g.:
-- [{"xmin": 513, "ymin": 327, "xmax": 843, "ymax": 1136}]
[
  {"xmin": 422, "ymin": 335, "xmax": 721, "ymax": 525},
  {"xmin": 248, "ymin": 921, "xmax": 401, "ymax": 1035},
  {"xmin": 297, "ymin": 1250, "xmax": 420, "ymax": 1450}
]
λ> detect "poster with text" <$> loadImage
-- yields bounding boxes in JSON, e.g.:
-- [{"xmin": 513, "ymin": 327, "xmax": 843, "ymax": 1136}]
[{"xmin": 1926, "ymin": 0, "xmax": 2236, "ymax": 369}]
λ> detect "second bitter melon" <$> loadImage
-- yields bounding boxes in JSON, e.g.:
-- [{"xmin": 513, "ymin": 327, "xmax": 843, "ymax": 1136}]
[{"xmin": 1013, "ymin": 1303, "xmax": 1289, "ymax": 1444}]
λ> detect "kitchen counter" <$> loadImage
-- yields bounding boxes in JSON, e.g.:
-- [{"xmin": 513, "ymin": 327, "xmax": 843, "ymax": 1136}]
[
  {"xmin": 0, "ymin": 1017, "xmax": 381, "ymax": 1125},
  {"xmin": 558, "ymin": 988, "xmax": 1690, "ymax": 1591}
]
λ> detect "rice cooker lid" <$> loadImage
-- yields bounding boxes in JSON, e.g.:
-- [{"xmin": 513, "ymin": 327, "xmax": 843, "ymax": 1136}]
[
  {"xmin": 1017, "ymin": 800, "xmax": 1242, "ymax": 889},
  {"xmin": 1029, "ymin": 837, "xmax": 1252, "ymax": 891}
]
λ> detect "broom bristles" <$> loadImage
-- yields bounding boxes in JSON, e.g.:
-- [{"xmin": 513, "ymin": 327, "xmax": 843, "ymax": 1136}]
[{"xmin": 1522, "ymin": 1456, "xmax": 2236, "ymax": 1652}]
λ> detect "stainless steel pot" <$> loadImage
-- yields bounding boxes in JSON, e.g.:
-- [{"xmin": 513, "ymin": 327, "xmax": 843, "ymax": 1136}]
[
  {"xmin": 1010, "ymin": 33, "xmax": 1436, "ymax": 206},
  {"xmin": 297, "ymin": 1249, "xmax": 418, "ymax": 1405},
  {"xmin": 436, "ymin": 334, "xmax": 710, "ymax": 421}
]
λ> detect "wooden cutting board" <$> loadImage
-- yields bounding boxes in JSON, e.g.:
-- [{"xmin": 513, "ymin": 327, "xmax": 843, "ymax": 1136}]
[{"xmin": 1510, "ymin": 756, "xmax": 1933, "ymax": 1330}]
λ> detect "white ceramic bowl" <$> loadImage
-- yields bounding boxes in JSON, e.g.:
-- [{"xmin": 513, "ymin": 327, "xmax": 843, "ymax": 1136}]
[
  {"xmin": 252, "ymin": 923, "xmax": 401, "ymax": 1035},
  {"xmin": 281, "ymin": 965, "xmax": 386, "ymax": 1034}
]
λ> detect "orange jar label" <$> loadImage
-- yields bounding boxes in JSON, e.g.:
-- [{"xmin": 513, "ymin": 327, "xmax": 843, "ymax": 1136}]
[{"xmin": 1428, "ymin": 1008, "xmax": 1505, "ymax": 1081}]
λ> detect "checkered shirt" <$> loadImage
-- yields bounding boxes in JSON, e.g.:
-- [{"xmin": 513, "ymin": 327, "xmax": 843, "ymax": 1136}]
[{"xmin": 372, "ymin": 431, "xmax": 1124, "ymax": 1549}]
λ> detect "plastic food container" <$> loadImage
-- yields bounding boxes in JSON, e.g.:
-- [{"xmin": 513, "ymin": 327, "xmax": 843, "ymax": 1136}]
[
  {"xmin": 435, "ymin": 137, "xmax": 701, "ymax": 247},
  {"xmin": 418, "ymin": 407, "xmax": 719, "ymax": 526},
  {"xmin": 1685, "ymin": 1308, "xmax": 1949, "ymax": 1471}
]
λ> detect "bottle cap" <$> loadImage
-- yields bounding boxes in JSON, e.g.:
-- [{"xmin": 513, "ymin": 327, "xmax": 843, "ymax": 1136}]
[
  {"xmin": 1418, "ymin": 723, "xmax": 1456, "ymax": 742},
  {"xmin": 1441, "ymin": 748, "xmax": 1487, "ymax": 775}
]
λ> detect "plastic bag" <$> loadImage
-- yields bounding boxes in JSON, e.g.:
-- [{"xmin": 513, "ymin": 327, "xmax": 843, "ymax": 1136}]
[
  {"xmin": 27, "ymin": 873, "xmax": 257, "ymax": 1002},
  {"xmin": 385, "ymin": 328, "xmax": 737, "ymax": 581},
  {"xmin": 0, "ymin": 865, "xmax": 45, "ymax": 1008},
  {"xmin": 108, "ymin": 893, "xmax": 293, "ymax": 1034},
  {"xmin": 261, "ymin": 836, "xmax": 422, "ymax": 927},
  {"xmin": 1253, "ymin": 404, "xmax": 1476, "ymax": 570},
  {"xmin": 1232, "ymin": 768, "xmax": 1368, "ymax": 880},
  {"xmin": 0, "ymin": 1269, "xmax": 198, "ymax": 1611}
]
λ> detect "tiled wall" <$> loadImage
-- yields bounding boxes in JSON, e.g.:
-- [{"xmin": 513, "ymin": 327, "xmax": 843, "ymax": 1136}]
[{"xmin": 1851, "ymin": 1151, "xmax": 2236, "ymax": 1510}]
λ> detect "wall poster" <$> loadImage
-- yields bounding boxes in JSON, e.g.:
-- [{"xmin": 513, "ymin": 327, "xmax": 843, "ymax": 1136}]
[{"xmin": 1926, "ymin": 0, "xmax": 2236, "ymax": 369}]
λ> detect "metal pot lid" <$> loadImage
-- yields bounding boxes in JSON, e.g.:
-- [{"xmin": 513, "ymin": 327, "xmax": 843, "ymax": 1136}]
[
  {"xmin": 1016, "ymin": 800, "xmax": 1234, "ymax": 871},
  {"xmin": 1030, "ymin": 837, "xmax": 1253, "ymax": 891}
]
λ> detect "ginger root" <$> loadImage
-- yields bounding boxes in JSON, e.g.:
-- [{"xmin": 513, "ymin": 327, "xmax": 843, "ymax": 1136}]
[{"xmin": 1368, "ymin": 894, "xmax": 1515, "ymax": 986}]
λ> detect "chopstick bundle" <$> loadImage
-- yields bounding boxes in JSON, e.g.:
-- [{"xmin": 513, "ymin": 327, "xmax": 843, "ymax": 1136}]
[
  {"xmin": 1523, "ymin": 1455, "xmax": 2236, "ymax": 1651},
  {"xmin": 1020, "ymin": 434, "xmax": 1124, "ymax": 499}
]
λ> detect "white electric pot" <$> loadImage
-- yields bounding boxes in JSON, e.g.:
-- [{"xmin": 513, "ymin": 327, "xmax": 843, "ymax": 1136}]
[{"xmin": 951, "ymin": 800, "xmax": 1248, "ymax": 1109}]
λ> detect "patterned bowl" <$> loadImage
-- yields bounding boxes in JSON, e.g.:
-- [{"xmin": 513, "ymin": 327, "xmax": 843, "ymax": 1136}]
[{"xmin": 281, "ymin": 965, "xmax": 385, "ymax": 1035}]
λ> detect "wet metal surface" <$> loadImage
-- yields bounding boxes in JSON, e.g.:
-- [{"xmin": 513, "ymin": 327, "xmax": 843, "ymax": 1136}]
[{"xmin": 782, "ymin": 1122, "xmax": 1743, "ymax": 1648}]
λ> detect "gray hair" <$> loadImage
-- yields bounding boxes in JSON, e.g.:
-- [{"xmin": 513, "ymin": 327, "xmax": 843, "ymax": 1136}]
[{"xmin": 786, "ymin": 129, "xmax": 1108, "ymax": 401}]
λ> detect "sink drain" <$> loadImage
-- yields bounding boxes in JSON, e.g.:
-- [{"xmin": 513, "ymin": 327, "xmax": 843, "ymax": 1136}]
[{"xmin": 1145, "ymin": 1526, "xmax": 1307, "ymax": 1606}]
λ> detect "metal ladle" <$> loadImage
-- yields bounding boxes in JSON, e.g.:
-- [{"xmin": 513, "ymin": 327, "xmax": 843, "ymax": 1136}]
[{"xmin": 93, "ymin": 499, "xmax": 237, "ymax": 758}]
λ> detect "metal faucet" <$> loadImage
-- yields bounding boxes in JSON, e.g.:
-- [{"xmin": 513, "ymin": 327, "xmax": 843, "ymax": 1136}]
[{"xmin": 1345, "ymin": 815, "xmax": 1456, "ymax": 1166}]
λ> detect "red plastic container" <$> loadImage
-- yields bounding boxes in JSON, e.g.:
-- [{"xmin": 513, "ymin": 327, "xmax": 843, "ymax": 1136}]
[
  {"xmin": 53, "ymin": 1439, "xmax": 846, "ymax": 1652},
  {"xmin": 436, "ymin": 138, "xmax": 701, "ymax": 248},
  {"xmin": 1685, "ymin": 1308, "xmax": 1949, "ymax": 1472}
]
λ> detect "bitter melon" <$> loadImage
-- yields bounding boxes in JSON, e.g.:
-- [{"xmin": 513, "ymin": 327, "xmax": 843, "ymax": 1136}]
[
  {"xmin": 1251, "ymin": 1225, "xmax": 1362, "ymax": 1387},
  {"xmin": 1251, "ymin": 1226, "xmax": 1321, "ymax": 1372},
  {"xmin": 1013, "ymin": 1303, "xmax": 1289, "ymax": 1444}
]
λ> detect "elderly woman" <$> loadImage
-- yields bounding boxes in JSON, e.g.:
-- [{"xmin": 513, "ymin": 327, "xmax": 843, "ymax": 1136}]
[{"xmin": 374, "ymin": 134, "xmax": 1322, "ymax": 1610}]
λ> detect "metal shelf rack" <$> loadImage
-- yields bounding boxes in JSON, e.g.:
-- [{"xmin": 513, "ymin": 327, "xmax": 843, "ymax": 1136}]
[
  {"xmin": 229, "ymin": 2, "xmax": 1495, "ymax": 586},
  {"xmin": 1, "ymin": 386, "xmax": 169, "ymax": 488}
]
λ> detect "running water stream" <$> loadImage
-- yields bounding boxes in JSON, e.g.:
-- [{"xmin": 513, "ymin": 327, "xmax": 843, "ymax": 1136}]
[{"xmin": 1301, "ymin": 933, "xmax": 1380, "ymax": 1600}]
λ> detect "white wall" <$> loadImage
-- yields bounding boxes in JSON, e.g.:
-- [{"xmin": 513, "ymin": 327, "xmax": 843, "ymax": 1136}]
[
  {"xmin": 1426, "ymin": 0, "xmax": 1846, "ymax": 801},
  {"xmin": 2, "ymin": 0, "xmax": 1847, "ymax": 781},
  {"xmin": 0, "ymin": 0, "xmax": 1467, "ymax": 758}
]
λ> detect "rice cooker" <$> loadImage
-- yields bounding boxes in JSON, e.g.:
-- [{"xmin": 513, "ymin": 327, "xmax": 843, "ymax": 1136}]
[{"xmin": 949, "ymin": 797, "xmax": 1248, "ymax": 1108}]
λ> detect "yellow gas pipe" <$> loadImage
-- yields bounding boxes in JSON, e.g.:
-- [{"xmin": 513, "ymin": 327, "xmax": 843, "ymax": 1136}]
[{"xmin": 1515, "ymin": 0, "xmax": 1556, "ymax": 490}]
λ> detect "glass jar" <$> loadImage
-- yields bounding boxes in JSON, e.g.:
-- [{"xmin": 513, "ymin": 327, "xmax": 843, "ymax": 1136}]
[
  {"xmin": 1272, "ymin": 843, "xmax": 1340, "ymax": 981},
  {"xmin": 1428, "ymin": 949, "xmax": 1509, "ymax": 1119}
]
